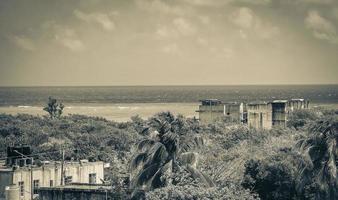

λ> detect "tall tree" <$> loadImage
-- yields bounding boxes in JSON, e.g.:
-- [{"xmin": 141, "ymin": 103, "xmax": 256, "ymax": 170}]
[{"xmin": 130, "ymin": 112, "xmax": 214, "ymax": 199}]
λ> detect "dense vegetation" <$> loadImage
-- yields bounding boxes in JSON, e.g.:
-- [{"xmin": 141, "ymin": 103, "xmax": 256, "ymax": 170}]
[{"xmin": 0, "ymin": 106, "xmax": 337, "ymax": 200}]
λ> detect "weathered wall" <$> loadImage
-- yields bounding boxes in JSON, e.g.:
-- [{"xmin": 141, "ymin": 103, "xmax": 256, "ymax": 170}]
[
  {"xmin": 271, "ymin": 102, "xmax": 287, "ymax": 128},
  {"xmin": 198, "ymin": 105, "xmax": 224, "ymax": 124},
  {"xmin": 247, "ymin": 104, "xmax": 272, "ymax": 130}
]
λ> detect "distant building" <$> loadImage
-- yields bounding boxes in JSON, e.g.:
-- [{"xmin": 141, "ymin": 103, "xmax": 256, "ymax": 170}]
[
  {"xmin": 288, "ymin": 99, "xmax": 309, "ymax": 111},
  {"xmin": 0, "ymin": 147, "xmax": 105, "ymax": 200},
  {"xmin": 197, "ymin": 99, "xmax": 224, "ymax": 124},
  {"xmin": 247, "ymin": 99, "xmax": 310, "ymax": 129},
  {"xmin": 271, "ymin": 100, "xmax": 288, "ymax": 128},
  {"xmin": 247, "ymin": 101, "xmax": 272, "ymax": 130},
  {"xmin": 197, "ymin": 99, "xmax": 244, "ymax": 124}
]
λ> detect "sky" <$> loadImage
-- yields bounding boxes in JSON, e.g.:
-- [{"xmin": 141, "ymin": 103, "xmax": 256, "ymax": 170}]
[{"xmin": 0, "ymin": 0, "xmax": 337, "ymax": 86}]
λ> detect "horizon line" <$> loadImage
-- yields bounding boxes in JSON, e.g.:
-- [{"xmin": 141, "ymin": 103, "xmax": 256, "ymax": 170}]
[{"xmin": 0, "ymin": 83, "xmax": 338, "ymax": 88}]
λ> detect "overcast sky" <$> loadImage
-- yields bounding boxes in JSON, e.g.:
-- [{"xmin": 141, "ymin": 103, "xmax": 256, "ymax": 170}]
[{"xmin": 0, "ymin": 0, "xmax": 337, "ymax": 86}]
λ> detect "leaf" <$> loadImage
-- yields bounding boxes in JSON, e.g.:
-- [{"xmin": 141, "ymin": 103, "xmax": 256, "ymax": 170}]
[{"xmin": 131, "ymin": 152, "xmax": 148, "ymax": 171}]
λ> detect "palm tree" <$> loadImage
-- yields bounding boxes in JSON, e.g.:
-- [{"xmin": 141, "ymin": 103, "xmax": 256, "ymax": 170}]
[
  {"xmin": 129, "ymin": 115, "xmax": 178, "ymax": 198},
  {"xmin": 129, "ymin": 112, "xmax": 214, "ymax": 198},
  {"xmin": 295, "ymin": 116, "xmax": 338, "ymax": 199}
]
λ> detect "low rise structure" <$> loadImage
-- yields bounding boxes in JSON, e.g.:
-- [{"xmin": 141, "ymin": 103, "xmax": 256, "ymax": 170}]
[
  {"xmin": 0, "ymin": 147, "xmax": 105, "ymax": 200},
  {"xmin": 288, "ymin": 99, "xmax": 309, "ymax": 111},
  {"xmin": 197, "ymin": 99, "xmax": 245, "ymax": 124},
  {"xmin": 271, "ymin": 100, "xmax": 288, "ymax": 128},
  {"xmin": 197, "ymin": 99, "xmax": 224, "ymax": 124},
  {"xmin": 247, "ymin": 101, "xmax": 272, "ymax": 130}
]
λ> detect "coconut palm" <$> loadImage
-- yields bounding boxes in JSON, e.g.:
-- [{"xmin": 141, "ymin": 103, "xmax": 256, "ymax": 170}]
[
  {"xmin": 130, "ymin": 112, "xmax": 214, "ymax": 198},
  {"xmin": 295, "ymin": 116, "xmax": 338, "ymax": 199}
]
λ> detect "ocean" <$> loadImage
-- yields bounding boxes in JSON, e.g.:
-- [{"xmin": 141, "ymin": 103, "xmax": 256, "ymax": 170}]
[{"xmin": 0, "ymin": 85, "xmax": 337, "ymax": 121}]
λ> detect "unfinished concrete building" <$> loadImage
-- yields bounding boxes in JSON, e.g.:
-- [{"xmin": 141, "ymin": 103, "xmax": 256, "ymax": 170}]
[
  {"xmin": 247, "ymin": 101, "xmax": 272, "ymax": 129},
  {"xmin": 197, "ymin": 99, "xmax": 224, "ymax": 124},
  {"xmin": 197, "ymin": 100, "xmax": 244, "ymax": 124},
  {"xmin": 288, "ymin": 99, "xmax": 310, "ymax": 111},
  {"xmin": 271, "ymin": 100, "xmax": 288, "ymax": 128}
]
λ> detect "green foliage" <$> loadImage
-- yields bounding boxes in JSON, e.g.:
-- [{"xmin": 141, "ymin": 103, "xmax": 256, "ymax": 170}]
[
  {"xmin": 43, "ymin": 97, "xmax": 64, "ymax": 119},
  {"xmin": 287, "ymin": 109, "xmax": 319, "ymax": 130},
  {"xmin": 295, "ymin": 115, "xmax": 338, "ymax": 199},
  {"xmin": 1, "ymin": 108, "xmax": 337, "ymax": 200},
  {"xmin": 242, "ymin": 154, "xmax": 299, "ymax": 200}
]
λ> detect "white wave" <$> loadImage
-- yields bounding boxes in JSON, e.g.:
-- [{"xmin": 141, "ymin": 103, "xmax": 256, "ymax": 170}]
[{"xmin": 17, "ymin": 106, "xmax": 32, "ymax": 108}]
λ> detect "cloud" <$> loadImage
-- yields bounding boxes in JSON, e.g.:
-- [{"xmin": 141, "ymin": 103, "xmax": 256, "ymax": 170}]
[
  {"xmin": 229, "ymin": 7, "xmax": 255, "ymax": 29},
  {"xmin": 74, "ymin": 10, "xmax": 115, "ymax": 31},
  {"xmin": 332, "ymin": 7, "xmax": 338, "ymax": 20},
  {"xmin": 44, "ymin": 22, "xmax": 86, "ymax": 51},
  {"xmin": 161, "ymin": 43, "xmax": 180, "ymax": 55},
  {"xmin": 182, "ymin": 0, "xmax": 271, "ymax": 6},
  {"xmin": 305, "ymin": 10, "xmax": 338, "ymax": 44},
  {"xmin": 199, "ymin": 16, "xmax": 210, "ymax": 25},
  {"xmin": 155, "ymin": 17, "xmax": 196, "ymax": 39},
  {"xmin": 197, "ymin": 37, "xmax": 209, "ymax": 46},
  {"xmin": 229, "ymin": 7, "xmax": 279, "ymax": 39},
  {"xmin": 296, "ymin": 0, "xmax": 334, "ymax": 4},
  {"xmin": 10, "ymin": 36, "xmax": 36, "ymax": 51},
  {"xmin": 56, "ymin": 37, "xmax": 85, "ymax": 52},
  {"xmin": 173, "ymin": 18, "xmax": 196, "ymax": 36},
  {"xmin": 135, "ymin": 0, "xmax": 188, "ymax": 15}
]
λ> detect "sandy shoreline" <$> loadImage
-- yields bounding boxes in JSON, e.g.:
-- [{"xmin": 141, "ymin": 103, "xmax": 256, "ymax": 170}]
[
  {"xmin": 0, "ymin": 103, "xmax": 199, "ymax": 122},
  {"xmin": 0, "ymin": 102, "xmax": 336, "ymax": 122}
]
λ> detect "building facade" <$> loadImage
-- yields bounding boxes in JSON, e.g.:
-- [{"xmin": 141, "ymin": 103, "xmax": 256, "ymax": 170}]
[
  {"xmin": 197, "ymin": 99, "xmax": 244, "ymax": 124},
  {"xmin": 271, "ymin": 100, "xmax": 288, "ymax": 128},
  {"xmin": 0, "ymin": 160, "xmax": 104, "ymax": 200},
  {"xmin": 247, "ymin": 101, "xmax": 273, "ymax": 130}
]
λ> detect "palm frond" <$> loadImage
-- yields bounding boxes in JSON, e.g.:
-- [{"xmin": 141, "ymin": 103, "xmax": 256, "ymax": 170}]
[
  {"xmin": 134, "ymin": 163, "xmax": 161, "ymax": 188},
  {"xmin": 186, "ymin": 165, "xmax": 215, "ymax": 187},
  {"xmin": 131, "ymin": 152, "xmax": 147, "ymax": 171},
  {"xmin": 144, "ymin": 142, "xmax": 169, "ymax": 167},
  {"xmin": 138, "ymin": 139, "xmax": 155, "ymax": 152}
]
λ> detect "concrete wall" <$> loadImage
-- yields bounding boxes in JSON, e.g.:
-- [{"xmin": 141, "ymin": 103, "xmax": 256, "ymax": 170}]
[
  {"xmin": 1, "ymin": 162, "xmax": 104, "ymax": 200},
  {"xmin": 198, "ymin": 105, "xmax": 224, "ymax": 124},
  {"xmin": 224, "ymin": 104, "xmax": 242, "ymax": 122},
  {"xmin": 271, "ymin": 102, "xmax": 287, "ymax": 128},
  {"xmin": 247, "ymin": 103, "xmax": 272, "ymax": 130}
]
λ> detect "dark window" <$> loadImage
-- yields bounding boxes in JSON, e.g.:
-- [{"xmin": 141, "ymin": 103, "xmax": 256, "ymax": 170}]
[
  {"xmin": 18, "ymin": 181, "xmax": 24, "ymax": 197},
  {"xmin": 50, "ymin": 180, "xmax": 53, "ymax": 187},
  {"xmin": 89, "ymin": 173, "xmax": 97, "ymax": 184},
  {"xmin": 65, "ymin": 176, "xmax": 72, "ymax": 185},
  {"xmin": 33, "ymin": 180, "xmax": 39, "ymax": 194}
]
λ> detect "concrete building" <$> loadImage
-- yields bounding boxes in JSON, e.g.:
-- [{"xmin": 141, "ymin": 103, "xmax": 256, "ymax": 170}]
[
  {"xmin": 288, "ymin": 99, "xmax": 309, "ymax": 111},
  {"xmin": 247, "ymin": 101, "xmax": 272, "ymax": 130},
  {"xmin": 0, "ymin": 148, "xmax": 105, "ymax": 200},
  {"xmin": 197, "ymin": 99, "xmax": 245, "ymax": 124},
  {"xmin": 271, "ymin": 100, "xmax": 288, "ymax": 128},
  {"xmin": 224, "ymin": 102, "xmax": 245, "ymax": 122},
  {"xmin": 197, "ymin": 99, "xmax": 224, "ymax": 124}
]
